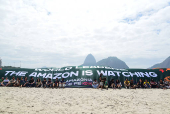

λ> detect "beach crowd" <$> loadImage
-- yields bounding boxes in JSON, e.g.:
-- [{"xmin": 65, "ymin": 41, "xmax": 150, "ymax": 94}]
[
  {"xmin": 0, "ymin": 73, "xmax": 170, "ymax": 89},
  {"xmin": 0, "ymin": 76, "xmax": 66, "ymax": 88},
  {"xmin": 92, "ymin": 74, "xmax": 170, "ymax": 90}
]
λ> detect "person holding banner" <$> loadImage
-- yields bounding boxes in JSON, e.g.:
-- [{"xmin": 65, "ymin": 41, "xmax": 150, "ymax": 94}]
[
  {"xmin": 92, "ymin": 79, "xmax": 98, "ymax": 88},
  {"xmin": 104, "ymin": 78, "xmax": 108, "ymax": 90}
]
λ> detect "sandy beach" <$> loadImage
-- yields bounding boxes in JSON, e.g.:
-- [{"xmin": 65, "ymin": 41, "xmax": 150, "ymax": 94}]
[{"xmin": 0, "ymin": 87, "xmax": 170, "ymax": 114}]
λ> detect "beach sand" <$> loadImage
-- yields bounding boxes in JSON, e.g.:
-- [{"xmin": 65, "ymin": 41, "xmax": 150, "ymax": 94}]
[{"xmin": 0, "ymin": 87, "xmax": 170, "ymax": 114}]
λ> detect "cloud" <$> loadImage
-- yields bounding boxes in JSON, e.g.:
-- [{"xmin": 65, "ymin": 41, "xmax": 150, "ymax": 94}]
[{"xmin": 0, "ymin": 0, "xmax": 170, "ymax": 68}]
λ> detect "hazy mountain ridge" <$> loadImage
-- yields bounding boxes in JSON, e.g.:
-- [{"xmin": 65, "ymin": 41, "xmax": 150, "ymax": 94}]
[
  {"xmin": 150, "ymin": 56, "xmax": 170, "ymax": 68},
  {"xmin": 80, "ymin": 54, "xmax": 129, "ymax": 69}
]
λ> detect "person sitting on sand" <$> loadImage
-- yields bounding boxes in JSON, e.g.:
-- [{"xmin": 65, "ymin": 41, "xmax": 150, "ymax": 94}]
[
  {"xmin": 9, "ymin": 76, "xmax": 16, "ymax": 87},
  {"xmin": 104, "ymin": 78, "xmax": 108, "ymax": 90},
  {"xmin": 110, "ymin": 79, "xmax": 115, "ymax": 89},
  {"xmin": 0, "ymin": 77, "xmax": 4, "ymax": 86},
  {"xmin": 36, "ymin": 78, "xmax": 42, "ymax": 87},
  {"xmin": 23, "ymin": 77, "xmax": 29, "ymax": 87},
  {"xmin": 3, "ymin": 77, "xmax": 10, "ymax": 86},
  {"xmin": 164, "ymin": 79, "xmax": 170, "ymax": 89},
  {"xmin": 124, "ymin": 78, "xmax": 130, "ymax": 89},
  {"xmin": 53, "ymin": 78, "xmax": 59, "ymax": 88},
  {"xmin": 92, "ymin": 79, "xmax": 98, "ymax": 89},
  {"xmin": 158, "ymin": 79, "xmax": 165, "ymax": 89},
  {"xmin": 14, "ymin": 78, "xmax": 20, "ymax": 87},
  {"xmin": 97, "ymin": 74, "xmax": 104, "ymax": 89},
  {"xmin": 20, "ymin": 77, "xmax": 25, "ymax": 87},
  {"xmin": 42, "ymin": 78, "xmax": 47, "ymax": 88},
  {"xmin": 130, "ymin": 78, "xmax": 136, "ymax": 89},
  {"xmin": 143, "ymin": 79, "xmax": 150, "ymax": 88},
  {"xmin": 150, "ymin": 79, "xmax": 157, "ymax": 88},
  {"xmin": 115, "ymin": 79, "xmax": 121, "ymax": 89},
  {"xmin": 29, "ymin": 77, "xmax": 35, "ymax": 87},
  {"xmin": 47, "ymin": 78, "xmax": 53, "ymax": 88},
  {"xmin": 59, "ymin": 78, "xmax": 66, "ymax": 88},
  {"xmin": 137, "ymin": 79, "xmax": 144, "ymax": 88}
]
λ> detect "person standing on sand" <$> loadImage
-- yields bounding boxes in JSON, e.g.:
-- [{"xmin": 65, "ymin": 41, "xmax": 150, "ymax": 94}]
[
  {"xmin": 104, "ymin": 78, "xmax": 108, "ymax": 90},
  {"xmin": 97, "ymin": 73, "xmax": 104, "ymax": 89},
  {"xmin": 92, "ymin": 79, "xmax": 98, "ymax": 88}
]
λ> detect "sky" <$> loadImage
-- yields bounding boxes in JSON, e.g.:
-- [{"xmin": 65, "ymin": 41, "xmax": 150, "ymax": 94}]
[{"xmin": 0, "ymin": 0, "xmax": 170, "ymax": 68}]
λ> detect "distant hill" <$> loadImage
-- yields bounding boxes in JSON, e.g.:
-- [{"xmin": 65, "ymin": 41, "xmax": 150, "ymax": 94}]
[
  {"xmin": 96, "ymin": 57, "xmax": 129, "ymax": 69},
  {"xmin": 80, "ymin": 54, "xmax": 97, "ymax": 66},
  {"xmin": 150, "ymin": 56, "xmax": 170, "ymax": 68},
  {"xmin": 80, "ymin": 54, "xmax": 129, "ymax": 69}
]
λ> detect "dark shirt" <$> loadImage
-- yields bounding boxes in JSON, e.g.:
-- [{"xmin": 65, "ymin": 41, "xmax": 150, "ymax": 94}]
[
  {"xmin": 130, "ymin": 80, "xmax": 134, "ymax": 86},
  {"xmin": 29, "ymin": 79, "xmax": 34, "ymax": 83},
  {"xmin": 48, "ymin": 80, "xmax": 52, "ymax": 84},
  {"xmin": 42, "ymin": 80, "xmax": 47, "ymax": 84},
  {"xmin": 60, "ymin": 80, "xmax": 65, "ymax": 83},
  {"xmin": 55, "ymin": 80, "xmax": 59, "ymax": 84}
]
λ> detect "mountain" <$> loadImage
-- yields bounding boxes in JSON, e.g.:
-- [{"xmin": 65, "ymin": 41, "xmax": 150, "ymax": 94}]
[
  {"xmin": 96, "ymin": 57, "xmax": 129, "ymax": 69},
  {"xmin": 150, "ymin": 56, "xmax": 170, "ymax": 68},
  {"xmin": 81, "ymin": 54, "xmax": 97, "ymax": 66}
]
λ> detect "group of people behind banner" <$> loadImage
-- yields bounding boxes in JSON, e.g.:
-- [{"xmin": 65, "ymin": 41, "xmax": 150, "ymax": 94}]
[
  {"xmin": 0, "ymin": 76, "xmax": 66, "ymax": 88},
  {"xmin": 92, "ymin": 73, "xmax": 170, "ymax": 89}
]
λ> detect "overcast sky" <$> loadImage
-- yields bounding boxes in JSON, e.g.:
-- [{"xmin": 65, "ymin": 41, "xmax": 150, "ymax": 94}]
[{"xmin": 0, "ymin": 0, "xmax": 170, "ymax": 68}]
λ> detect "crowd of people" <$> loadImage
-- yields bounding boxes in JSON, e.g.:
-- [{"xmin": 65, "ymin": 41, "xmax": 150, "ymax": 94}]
[
  {"xmin": 92, "ymin": 75, "xmax": 170, "ymax": 90},
  {"xmin": 0, "ymin": 76, "xmax": 66, "ymax": 88},
  {"xmin": 1, "ymin": 74, "xmax": 170, "ymax": 90}
]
